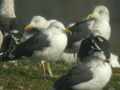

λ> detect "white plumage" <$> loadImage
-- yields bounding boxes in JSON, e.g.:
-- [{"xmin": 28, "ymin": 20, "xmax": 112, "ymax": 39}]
[
  {"xmin": 25, "ymin": 16, "xmax": 68, "ymax": 62},
  {"xmin": 73, "ymin": 56, "xmax": 112, "ymax": 90},
  {"xmin": 53, "ymin": 36, "xmax": 112, "ymax": 90},
  {"xmin": 64, "ymin": 5, "xmax": 120, "ymax": 67},
  {"xmin": 73, "ymin": 36, "xmax": 112, "ymax": 90},
  {"xmin": 32, "ymin": 19, "xmax": 68, "ymax": 62},
  {"xmin": 86, "ymin": 5, "xmax": 120, "ymax": 68},
  {"xmin": 6, "ymin": 16, "xmax": 68, "ymax": 77},
  {"xmin": 27, "ymin": 16, "xmax": 49, "ymax": 29},
  {"xmin": 86, "ymin": 5, "xmax": 111, "ymax": 40},
  {"xmin": 109, "ymin": 53, "xmax": 120, "ymax": 68}
]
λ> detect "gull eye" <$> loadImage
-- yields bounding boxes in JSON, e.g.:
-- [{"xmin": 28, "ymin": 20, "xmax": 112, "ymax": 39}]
[
  {"xmin": 55, "ymin": 25, "xmax": 62, "ymax": 30},
  {"xmin": 34, "ymin": 19, "xmax": 39, "ymax": 24},
  {"xmin": 99, "ymin": 10, "xmax": 104, "ymax": 14}
]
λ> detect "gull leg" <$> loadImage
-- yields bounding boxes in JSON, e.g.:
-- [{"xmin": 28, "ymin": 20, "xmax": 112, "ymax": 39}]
[
  {"xmin": 40, "ymin": 60, "xmax": 47, "ymax": 78},
  {"xmin": 46, "ymin": 62, "xmax": 54, "ymax": 78}
]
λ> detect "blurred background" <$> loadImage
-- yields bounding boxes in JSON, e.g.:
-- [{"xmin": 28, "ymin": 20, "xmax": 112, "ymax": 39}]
[
  {"xmin": 15, "ymin": 0, "xmax": 120, "ymax": 55},
  {"xmin": 0, "ymin": 1, "xmax": 119, "ymax": 90}
]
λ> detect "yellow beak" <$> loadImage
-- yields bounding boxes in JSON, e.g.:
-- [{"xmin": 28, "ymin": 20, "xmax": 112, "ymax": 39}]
[
  {"xmin": 86, "ymin": 12, "xmax": 97, "ymax": 20},
  {"xmin": 64, "ymin": 28, "xmax": 72, "ymax": 33},
  {"xmin": 24, "ymin": 24, "xmax": 33, "ymax": 31}
]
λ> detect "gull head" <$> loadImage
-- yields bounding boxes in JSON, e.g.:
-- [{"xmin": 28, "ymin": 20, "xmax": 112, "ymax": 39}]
[
  {"xmin": 48, "ymin": 19, "xmax": 71, "ymax": 33},
  {"xmin": 24, "ymin": 16, "xmax": 49, "ymax": 31},
  {"xmin": 87, "ymin": 5, "xmax": 110, "ymax": 22},
  {"xmin": 48, "ymin": 20, "xmax": 66, "ymax": 32}
]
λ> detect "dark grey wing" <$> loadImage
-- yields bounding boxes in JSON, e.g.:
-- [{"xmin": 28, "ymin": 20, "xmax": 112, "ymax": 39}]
[
  {"xmin": 78, "ymin": 37, "xmax": 95, "ymax": 60},
  {"xmin": 78, "ymin": 35, "xmax": 111, "ymax": 60},
  {"xmin": 54, "ymin": 63, "xmax": 93, "ymax": 90},
  {"xmin": 95, "ymin": 36, "xmax": 111, "ymax": 59},
  {"xmin": 11, "ymin": 30, "xmax": 50, "ymax": 58},
  {"xmin": 66, "ymin": 21, "xmax": 91, "ymax": 53}
]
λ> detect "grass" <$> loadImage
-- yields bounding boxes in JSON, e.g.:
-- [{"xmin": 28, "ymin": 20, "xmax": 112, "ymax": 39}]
[{"xmin": 0, "ymin": 60, "xmax": 119, "ymax": 90}]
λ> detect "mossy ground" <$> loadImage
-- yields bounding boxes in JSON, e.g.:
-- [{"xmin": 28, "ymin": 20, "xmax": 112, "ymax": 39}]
[{"xmin": 0, "ymin": 60, "xmax": 119, "ymax": 90}]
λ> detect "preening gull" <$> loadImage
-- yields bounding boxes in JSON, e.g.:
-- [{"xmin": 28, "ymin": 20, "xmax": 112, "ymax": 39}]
[{"xmin": 63, "ymin": 5, "xmax": 120, "ymax": 67}]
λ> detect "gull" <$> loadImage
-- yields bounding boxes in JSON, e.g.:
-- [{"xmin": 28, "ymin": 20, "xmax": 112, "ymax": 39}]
[
  {"xmin": 84, "ymin": 5, "xmax": 120, "ymax": 67},
  {"xmin": 68, "ymin": 5, "xmax": 111, "ymax": 40},
  {"xmin": 67, "ymin": 5, "xmax": 111, "ymax": 51},
  {"xmin": 61, "ymin": 5, "xmax": 111, "ymax": 64},
  {"xmin": 63, "ymin": 5, "xmax": 120, "ymax": 67},
  {"xmin": 53, "ymin": 35, "xmax": 112, "ymax": 90},
  {"xmin": 86, "ymin": 5, "xmax": 111, "ymax": 40},
  {"xmin": 4, "ymin": 16, "xmax": 68, "ymax": 78}
]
